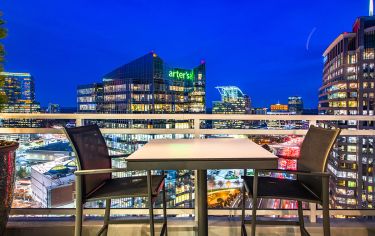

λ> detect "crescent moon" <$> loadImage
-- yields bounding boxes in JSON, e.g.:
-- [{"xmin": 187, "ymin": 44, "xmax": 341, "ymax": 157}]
[{"xmin": 306, "ymin": 27, "xmax": 317, "ymax": 51}]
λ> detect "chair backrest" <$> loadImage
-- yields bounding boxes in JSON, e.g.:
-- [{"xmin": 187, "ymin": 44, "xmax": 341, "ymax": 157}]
[
  {"xmin": 298, "ymin": 126, "xmax": 341, "ymax": 200},
  {"xmin": 298, "ymin": 126, "xmax": 341, "ymax": 172},
  {"xmin": 64, "ymin": 125, "xmax": 111, "ymax": 198}
]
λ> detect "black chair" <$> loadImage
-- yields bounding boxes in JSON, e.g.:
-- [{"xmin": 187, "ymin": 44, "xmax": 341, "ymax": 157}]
[
  {"xmin": 64, "ymin": 125, "xmax": 167, "ymax": 236},
  {"xmin": 241, "ymin": 126, "xmax": 341, "ymax": 236}
]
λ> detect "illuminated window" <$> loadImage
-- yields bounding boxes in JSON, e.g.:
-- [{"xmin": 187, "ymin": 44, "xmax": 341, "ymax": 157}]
[
  {"xmin": 347, "ymin": 145, "xmax": 357, "ymax": 152},
  {"xmin": 364, "ymin": 48, "xmax": 375, "ymax": 60},
  {"xmin": 347, "ymin": 172, "xmax": 357, "ymax": 179},
  {"xmin": 348, "ymin": 101, "xmax": 358, "ymax": 107},
  {"xmin": 368, "ymin": 186, "xmax": 373, "ymax": 193},
  {"xmin": 131, "ymin": 104, "xmax": 145, "ymax": 111},
  {"xmin": 348, "ymin": 54, "xmax": 357, "ymax": 64},
  {"xmin": 347, "ymin": 67, "xmax": 356, "ymax": 73},
  {"xmin": 347, "ymin": 199, "xmax": 357, "ymax": 205},
  {"xmin": 336, "ymin": 188, "xmax": 346, "ymax": 195},
  {"xmin": 347, "ymin": 190, "xmax": 354, "ymax": 196}
]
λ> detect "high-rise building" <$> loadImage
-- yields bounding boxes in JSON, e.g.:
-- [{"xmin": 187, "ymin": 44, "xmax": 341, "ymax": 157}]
[
  {"xmin": 269, "ymin": 103, "xmax": 288, "ymax": 114},
  {"xmin": 212, "ymin": 86, "xmax": 251, "ymax": 129},
  {"xmin": 213, "ymin": 86, "xmax": 251, "ymax": 113},
  {"xmin": 288, "ymin": 96, "xmax": 303, "ymax": 114},
  {"xmin": 78, "ymin": 52, "xmax": 206, "ymax": 115},
  {"xmin": 0, "ymin": 72, "xmax": 40, "ymax": 127},
  {"xmin": 0, "ymin": 72, "xmax": 39, "ymax": 111},
  {"xmin": 77, "ymin": 83, "xmax": 103, "ymax": 113},
  {"xmin": 319, "ymin": 15, "xmax": 375, "ymax": 209}
]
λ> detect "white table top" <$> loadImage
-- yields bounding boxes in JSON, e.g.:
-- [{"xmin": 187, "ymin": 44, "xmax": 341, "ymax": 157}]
[{"xmin": 126, "ymin": 138, "xmax": 278, "ymax": 170}]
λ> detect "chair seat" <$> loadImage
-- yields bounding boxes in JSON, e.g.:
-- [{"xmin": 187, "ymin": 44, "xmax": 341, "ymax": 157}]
[
  {"xmin": 86, "ymin": 175, "xmax": 165, "ymax": 202},
  {"xmin": 242, "ymin": 176, "xmax": 321, "ymax": 203}
]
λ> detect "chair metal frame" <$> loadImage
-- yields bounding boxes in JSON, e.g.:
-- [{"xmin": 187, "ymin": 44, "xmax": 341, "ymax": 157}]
[
  {"xmin": 64, "ymin": 125, "xmax": 168, "ymax": 236},
  {"xmin": 240, "ymin": 126, "xmax": 341, "ymax": 236}
]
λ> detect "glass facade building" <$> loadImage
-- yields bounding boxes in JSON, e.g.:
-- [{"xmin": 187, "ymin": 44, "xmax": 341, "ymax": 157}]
[
  {"xmin": 1, "ymin": 72, "xmax": 36, "ymax": 105},
  {"xmin": 319, "ymin": 16, "xmax": 375, "ymax": 209},
  {"xmin": 212, "ymin": 86, "xmax": 251, "ymax": 129},
  {"xmin": 102, "ymin": 53, "xmax": 205, "ymax": 114},
  {"xmin": 78, "ymin": 52, "xmax": 206, "ymax": 114},
  {"xmin": 0, "ymin": 72, "xmax": 40, "ymax": 127},
  {"xmin": 288, "ymin": 96, "xmax": 303, "ymax": 114},
  {"xmin": 77, "ymin": 83, "xmax": 103, "ymax": 113}
]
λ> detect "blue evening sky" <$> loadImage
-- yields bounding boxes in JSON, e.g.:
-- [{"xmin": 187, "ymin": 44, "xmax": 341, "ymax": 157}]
[{"xmin": 1, "ymin": 0, "xmax": 370, "ymax": 108}]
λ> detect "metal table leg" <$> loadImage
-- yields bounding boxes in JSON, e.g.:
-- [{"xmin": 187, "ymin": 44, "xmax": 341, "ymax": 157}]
[{"xmin": 197, "ymin": 169, "xmax": 208, "ymax": 236}]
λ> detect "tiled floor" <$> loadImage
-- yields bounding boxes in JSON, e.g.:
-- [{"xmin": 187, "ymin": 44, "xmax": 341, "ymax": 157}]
[{"xmin": 5, "ymin": 219, "xmax": 375, "ymax": 236}]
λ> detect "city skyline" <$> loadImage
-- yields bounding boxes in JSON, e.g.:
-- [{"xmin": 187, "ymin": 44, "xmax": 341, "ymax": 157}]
[{"xmin": 1, "ymin": 1, "xmax": 371, "ymax": 108}]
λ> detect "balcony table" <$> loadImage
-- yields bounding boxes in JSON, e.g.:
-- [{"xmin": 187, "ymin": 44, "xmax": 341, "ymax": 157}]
[{"xmin": 126, "ymin": 138, "xmax": 278, "ymax": 236}]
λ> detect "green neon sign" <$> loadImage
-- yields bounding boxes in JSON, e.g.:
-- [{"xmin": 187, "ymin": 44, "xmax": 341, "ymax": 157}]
[{"xmin": 168, "ymin": 69, "xmax": 194, "ymax": 80}]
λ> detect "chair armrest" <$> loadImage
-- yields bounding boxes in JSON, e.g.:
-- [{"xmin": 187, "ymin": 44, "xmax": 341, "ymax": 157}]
[
  {"xmin": 75, "ymin": 168, "xmax": 128, "ymax": 176},
  {"xmin": 258, "ymin": 169, "xmax": 330, "ymax": 177},
  {"xmin": 109, "ymin": 154, "xmax": 130, "ymax": 159}
]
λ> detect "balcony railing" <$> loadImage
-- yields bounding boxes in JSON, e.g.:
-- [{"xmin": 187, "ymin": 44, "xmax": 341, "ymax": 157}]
[{"xmin": 1, "ymin": 113, "xmax": 374, "ymax": 224}]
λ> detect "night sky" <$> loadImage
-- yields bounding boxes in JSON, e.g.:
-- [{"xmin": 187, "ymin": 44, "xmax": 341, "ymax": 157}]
[{"xmin": 1, "ymin": 0, "xmax": 370, "ymax": 108}]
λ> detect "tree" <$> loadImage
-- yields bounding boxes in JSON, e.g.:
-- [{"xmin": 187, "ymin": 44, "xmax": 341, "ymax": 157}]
[
  {"xmin": 0, "ymin": 12, "xmax": 7, "ymax": 110},
  {"xmin": 208, "ymin": 179, "xmax": 216, "ymax": 190},
  {"xmin": 16, "ymin": 167, "xmax": 28, "ymax": 179}
]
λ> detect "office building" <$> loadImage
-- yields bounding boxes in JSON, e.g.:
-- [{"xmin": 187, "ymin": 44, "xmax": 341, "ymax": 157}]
[
  {"xmin": 212, "ymin": 86, "xmax": 251, "ymax": 129},
  {"xmin": 77, "ymin": 83, "xmax": 103, "ymax": 113},
  {"xmin": 0, "ymin": 72, "xmax": 39, "ymax": 111},
  {"xmin": 269, "ymin": 103, "xmax": 289, "ymax": 114},
  {"xmin": 212, "ymin": 86, "xmax": 251, "ymax": 114},
  {"xmin": 78, "ymin": 52, "xmax": 205, "ymax": 114},
  {"xmin": 319, "ymin": 15, "xmax": 375, "ymax": 209},
  {"xmin": 0, "ymin": 72, "xmax": 40, "ymax": 128},
  {"xmin": 288, "ymin": 96, "xmax": 303, "ymax": 114},
  {"xmin": 31, "ymin": 156, "xmax": 76, "ymax": 208}
]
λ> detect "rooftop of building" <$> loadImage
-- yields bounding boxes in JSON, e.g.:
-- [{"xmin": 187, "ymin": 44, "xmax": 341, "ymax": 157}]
[
  {"xmin": 31, "ymin": 156, "xmax": 76, "ymax": 187},
  {"xmin": 30, "ymin": 142, "xmax": 72, "ymax": 152}
]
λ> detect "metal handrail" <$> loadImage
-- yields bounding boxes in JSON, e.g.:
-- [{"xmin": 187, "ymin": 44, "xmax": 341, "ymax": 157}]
[
  {"xmin": 2, "ymin": 113, "xmax": 374, "ymax": 222},
  {"xmin": 0, "ymin": 113, "xmax": 374, "ymax": 136}
]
